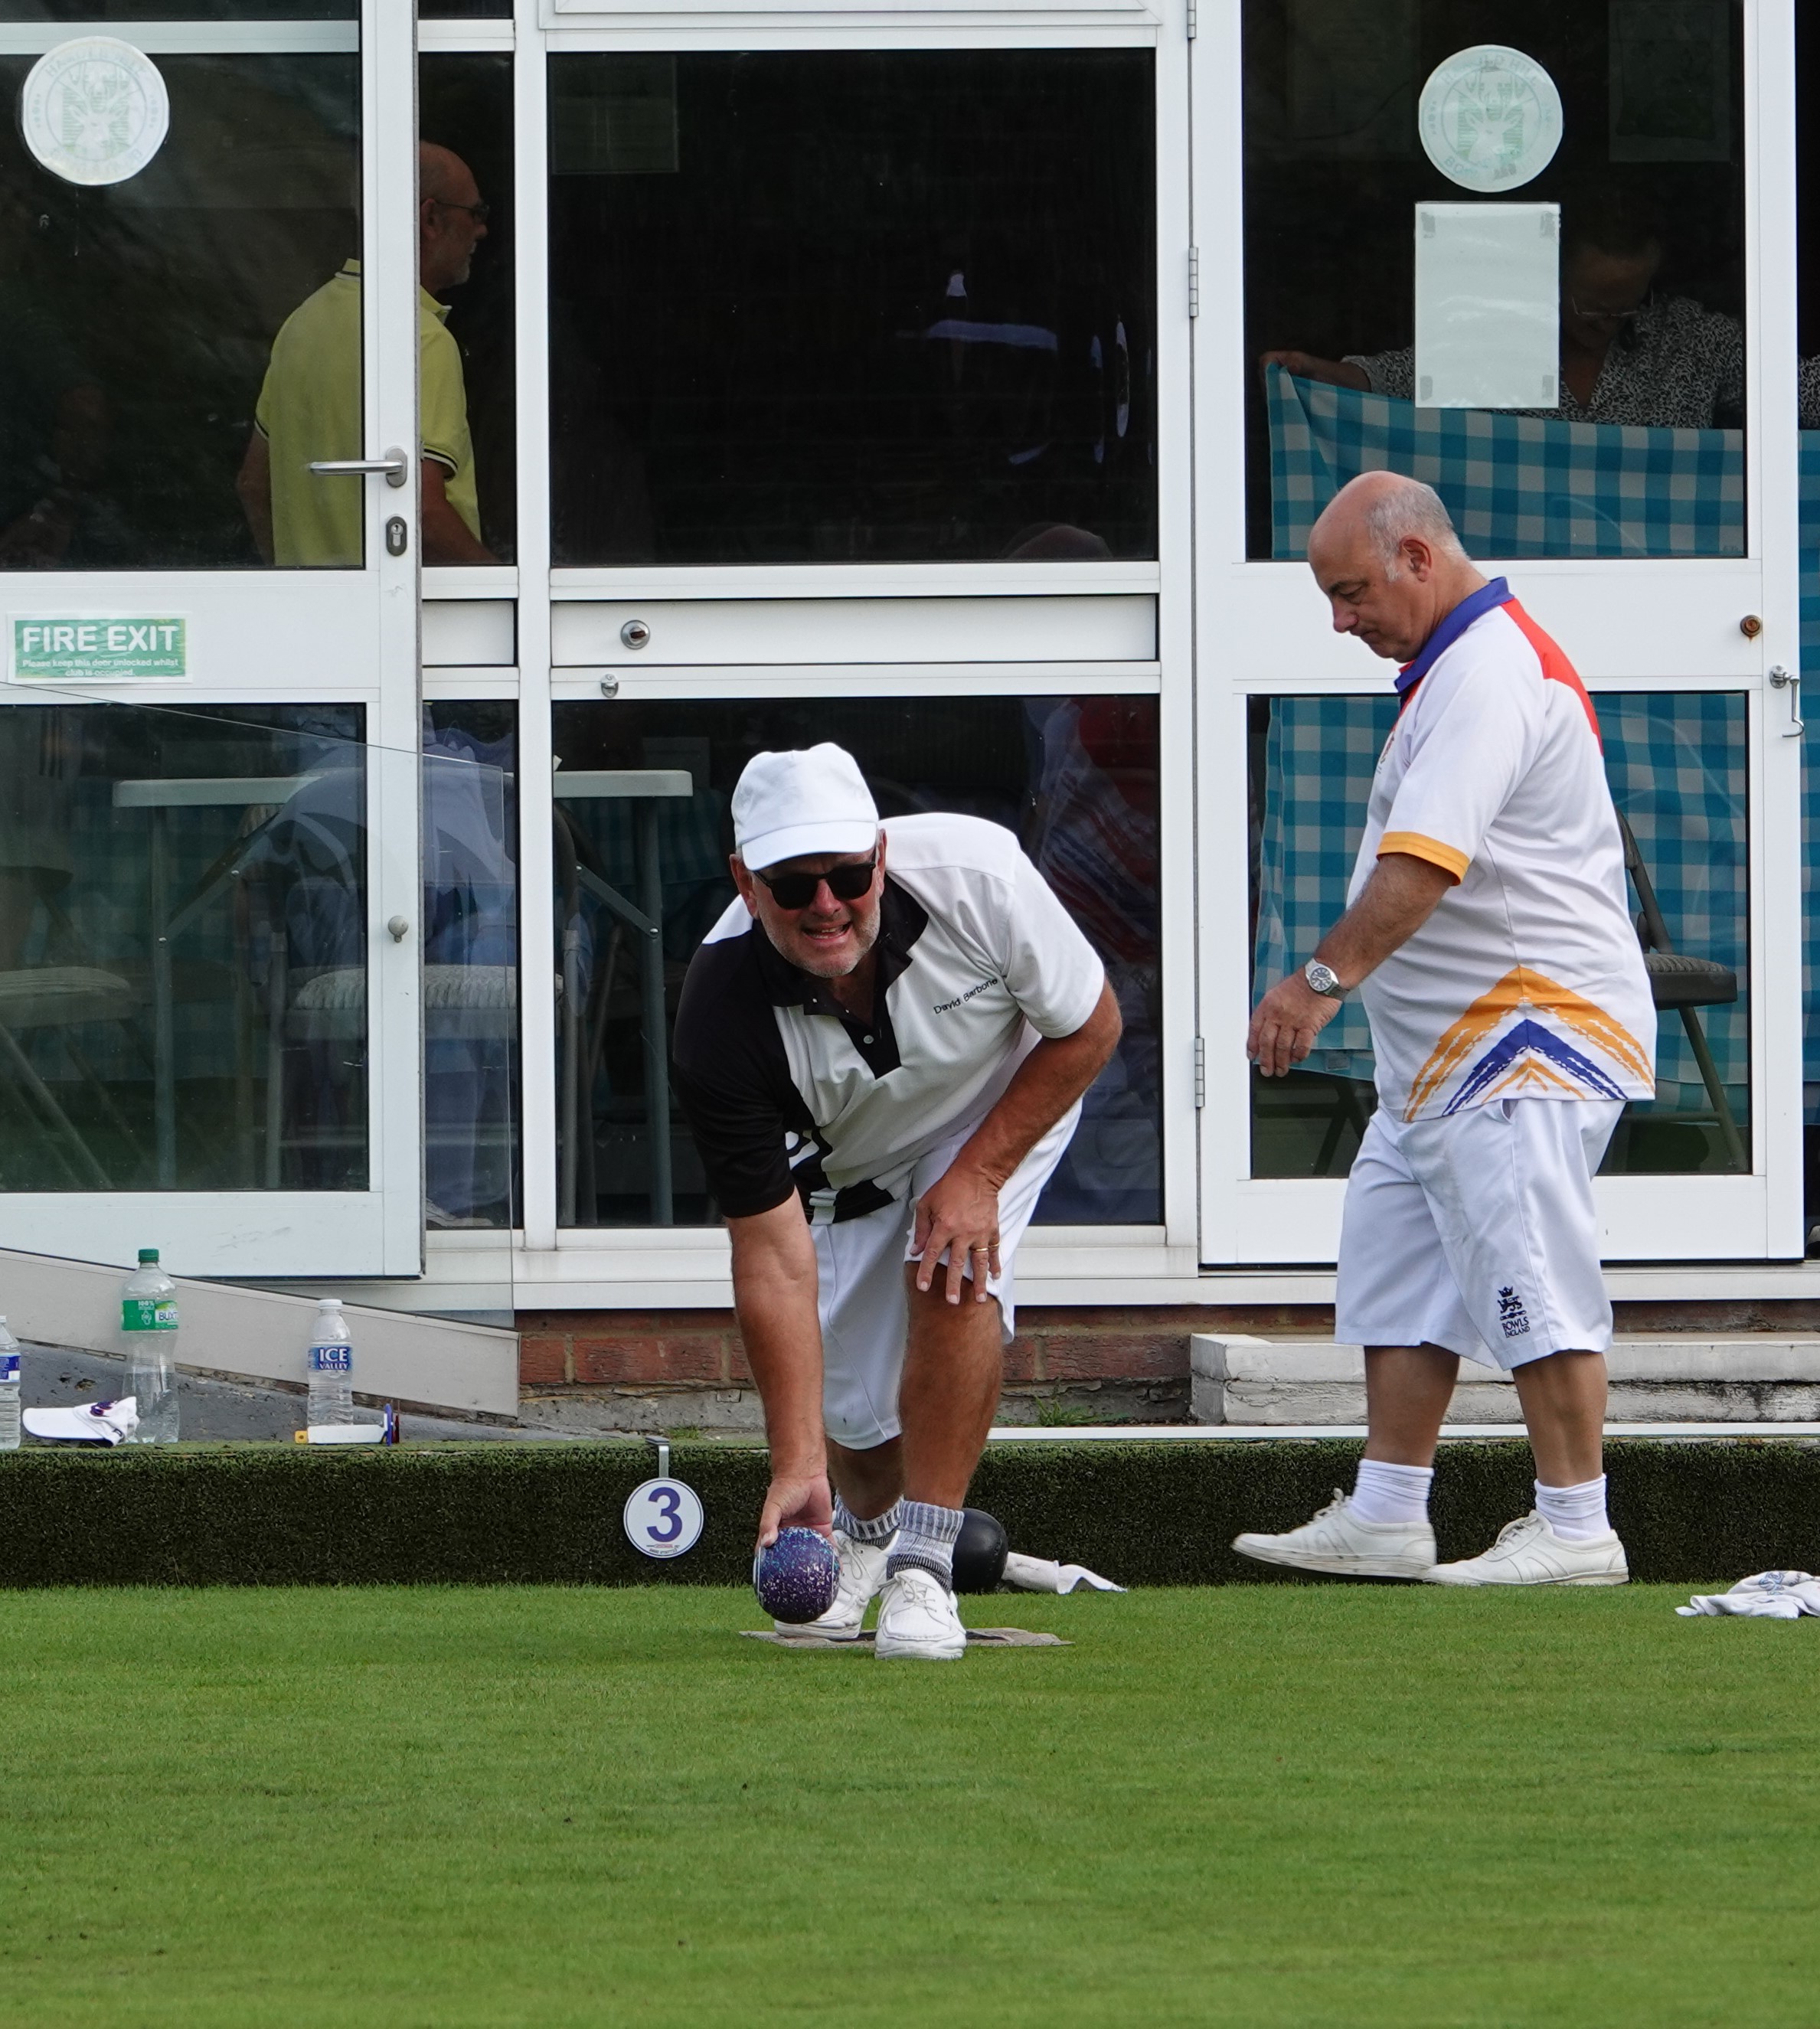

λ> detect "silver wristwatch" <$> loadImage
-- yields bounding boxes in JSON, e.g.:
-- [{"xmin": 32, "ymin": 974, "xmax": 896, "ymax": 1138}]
[{"xmin": 1303, "ymin": 959, "xmax": 1346, "ymax": 999}]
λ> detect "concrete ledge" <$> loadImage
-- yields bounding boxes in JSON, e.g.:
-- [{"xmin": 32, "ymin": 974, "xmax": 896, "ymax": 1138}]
[
  {"xmin": 0, "ymin": 1248, "xmax": 518, "ymax": 1417},
  {"xmin": 1191, "ymin": 1334, "xmax": 1820, "ymax": 1428}
]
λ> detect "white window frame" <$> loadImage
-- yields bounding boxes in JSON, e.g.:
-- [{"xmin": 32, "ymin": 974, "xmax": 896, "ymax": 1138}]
[
  {"xmin": 442, "ymin": 0, "xmax": 1202, "ymax": 1310},
  {"xmin": 1191, "ymin": 0, "xmax": 1805, "ymax": 1269},
  {"xmin": 0, "ymin": 2, "xmax": 426, "ymax": 1277}
]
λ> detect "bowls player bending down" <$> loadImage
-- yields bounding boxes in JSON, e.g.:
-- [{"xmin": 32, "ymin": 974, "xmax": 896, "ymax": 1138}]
[{"xmin": 671, "ymin": 744, "xmax": 1120, "ymax": 1660}]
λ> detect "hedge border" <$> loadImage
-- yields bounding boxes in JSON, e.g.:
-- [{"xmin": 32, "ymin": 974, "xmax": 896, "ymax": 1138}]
[{"xmin": 0, "ymin": 1439, "xmax": 1813, "ymax": 1587}]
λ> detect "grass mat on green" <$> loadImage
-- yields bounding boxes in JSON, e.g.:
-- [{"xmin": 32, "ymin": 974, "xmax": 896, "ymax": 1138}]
[{"xmin": 3, "ymin": 1585, "xmax": 1815, "ymax": 2027}]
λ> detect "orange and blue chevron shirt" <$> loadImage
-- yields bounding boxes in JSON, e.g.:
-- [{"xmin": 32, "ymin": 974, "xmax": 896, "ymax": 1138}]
[{"xmin": 1348, "ymin": 579, "xmax": 1657, "ymax": 1123}]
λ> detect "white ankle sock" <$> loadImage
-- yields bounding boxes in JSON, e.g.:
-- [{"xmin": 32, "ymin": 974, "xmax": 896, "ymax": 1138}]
[
  {"xmin": 1350, "ymin": 1458, "xmax": 1433, "ymax": 1527},
  {"xmin": 1535, "ymin": 1475, "xmax": 1609, "ymax": 1541}
]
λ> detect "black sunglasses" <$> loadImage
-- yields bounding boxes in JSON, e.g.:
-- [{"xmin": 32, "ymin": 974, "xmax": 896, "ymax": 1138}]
[
  {"xmin": 433, "ymin": 198, "xmax": 491, "ymax": 224},
  {"xmin": 754, "ymin": 856, "xmax": 877, "ymax": 910}
]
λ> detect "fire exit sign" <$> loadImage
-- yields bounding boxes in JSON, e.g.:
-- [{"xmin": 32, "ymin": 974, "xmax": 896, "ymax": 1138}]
[{"xmin": 10, "ymin": 616, "xmax": 187, "ymax": 684}]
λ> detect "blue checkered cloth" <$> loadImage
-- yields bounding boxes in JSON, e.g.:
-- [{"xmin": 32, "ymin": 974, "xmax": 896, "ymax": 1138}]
[
  {"xmin": 1266, "ymin": 364, "xmax": 1744, "ymax": 560},
  {"xmin": 1253, "ymin": 694, "xmax": 1748, "ymax": 1109}
]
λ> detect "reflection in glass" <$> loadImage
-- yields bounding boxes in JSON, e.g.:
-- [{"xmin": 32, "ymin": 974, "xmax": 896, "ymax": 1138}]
[
  {"xmin": 1248, "ymin": 692, "xmax": 1748, "ymax": 1180},
  {"xmin": 421, "ymin": 54, "xmax": 515, "ymax": 561},
  {"xmin": 551, "ymin": 698, "xmax": 1161, "ymax": 1228},
  {"xmin": 548, "ymin": 52, "xmax": 1157, "ymax": 566},
  {"xmin": 0, "ymin": 702, "xmax": 366, "ymax": 1191},
  {"xmin": 0, "ymin": 53, "xmax": 358, "ymax": 569},
  {"xmin": 1245, "ymin": 0, "xmax": 1748, "ymax": 559},
  {"xmin": 423, "ymin": 703, "xmax": 518, "ymax": 1229}
]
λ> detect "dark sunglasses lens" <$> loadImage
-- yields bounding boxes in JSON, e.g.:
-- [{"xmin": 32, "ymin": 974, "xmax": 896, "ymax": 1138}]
[
  {"xmin": 765, "ymin": 858, "xmax": 875, "ymax": 909},
  {"xmin": 825, "ymin": 861, "xmax": 876, "ymax": 900}
]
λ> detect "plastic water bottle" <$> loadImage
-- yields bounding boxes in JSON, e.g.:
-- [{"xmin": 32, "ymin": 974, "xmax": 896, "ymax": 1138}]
[
  {"xmin": 306, "ymin": 1299, "xmax": 355, "ymax": 1426},
  {"xmin": 0, "ymin": 1318, "xmax": 19, "ymax": 1451},
  {"xmin": 120, "ymin": 1249, "xmax": 179, "ymax": 1444}
]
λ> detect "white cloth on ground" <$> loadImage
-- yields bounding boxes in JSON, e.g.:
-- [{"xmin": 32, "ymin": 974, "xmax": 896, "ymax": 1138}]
[
  {"xmin": 1676, "ymin": 1571, "xmax": 1820, "ymax": 1619},
  {"xmin": 1002, "ymin": 1551, "xmax": 1125, "ymax": 1594}
]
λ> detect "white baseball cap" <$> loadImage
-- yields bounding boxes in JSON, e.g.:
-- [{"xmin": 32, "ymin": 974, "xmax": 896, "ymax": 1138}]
[
  {"xmin": 22, "ymin": 1396, "xmax": 139, "ymax": 1444},
  {"xmin": 732, "ymin": 744, "xmax": 879, "ymax": 872}
]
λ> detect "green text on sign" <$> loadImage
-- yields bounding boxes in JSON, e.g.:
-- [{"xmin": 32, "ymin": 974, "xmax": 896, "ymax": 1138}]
[{"xmin": 12, "ymin": 617, "xmax": 186, "ymax": 683}]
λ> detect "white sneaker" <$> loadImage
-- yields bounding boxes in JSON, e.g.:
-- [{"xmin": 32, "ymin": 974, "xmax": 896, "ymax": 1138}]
[
  {"xmin": 1426, "ymin": 1512, "xmax": 1629, "ymax": 1586},
  {"xmin": 774, "ymin": 1529, "xmax": 893, "ymax": 1640},
  {"xmin": 1233, "ymin": 1490, "xmax": 1436, "ymax": 1580},
  {"xmin": 874, "ymin": 1567, "xmax": 967, "ymax": 1661}
]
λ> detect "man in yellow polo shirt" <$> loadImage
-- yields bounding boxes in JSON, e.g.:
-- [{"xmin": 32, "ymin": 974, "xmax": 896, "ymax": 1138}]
[{"xmin": 237, "ymin": 143, "xmax": 494, "ymax": 567}]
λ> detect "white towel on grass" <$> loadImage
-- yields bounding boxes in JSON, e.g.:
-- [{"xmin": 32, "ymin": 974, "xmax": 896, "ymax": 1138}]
[
  {"xmin": 1002, "ymin": 1551, "xmax": 1126, "ymax": 1595},
  {"xmin": 1677, "ymin": 1571, "xmax": 1820, "ymax": 1619}
]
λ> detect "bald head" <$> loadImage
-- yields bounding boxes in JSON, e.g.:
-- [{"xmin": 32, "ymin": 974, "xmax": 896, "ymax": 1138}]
[
  {"xmin": 418, "ymin": 143, "xmax": 486, "ymax": 294},
  {"xmin": 419, "ymin": 143, "xmax": 470, "ymax": 207},
  {"xmin": 1305, "ymin": 472, "xmax": 1485, "ymax": 662}
]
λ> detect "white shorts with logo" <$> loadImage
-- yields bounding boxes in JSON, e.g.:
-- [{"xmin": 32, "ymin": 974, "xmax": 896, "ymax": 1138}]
[
  {"xmin": 815, "ymin": 1102, "xmax": 1080, "ymax": 1449},
  {"xmin": 1335, "ymin": 1096, "xmax": 1623, "ymax": 1372}
]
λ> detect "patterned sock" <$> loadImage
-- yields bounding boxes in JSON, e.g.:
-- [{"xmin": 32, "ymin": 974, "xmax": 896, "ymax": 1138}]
[
  {"xmin": 1350, "ymin": 1457, "xmax": 1433, "ymax": 1526},
  {"xmin": 887, "ymin": 1500, "xmax": 963, "ymax": 1585},
  {"xmin": 834, "ymin": 1494, "xmax": 902, "ymax": 1545},
  {"xmin": 1535, "ymin": 1475, "xmax": 1609, "ymax": 1541}
]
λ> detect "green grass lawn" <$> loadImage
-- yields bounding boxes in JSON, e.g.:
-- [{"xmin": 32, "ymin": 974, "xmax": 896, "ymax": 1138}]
[{"xmin": 2, "ymin": 1584, "xmax": 1815, "ymax": 2027}]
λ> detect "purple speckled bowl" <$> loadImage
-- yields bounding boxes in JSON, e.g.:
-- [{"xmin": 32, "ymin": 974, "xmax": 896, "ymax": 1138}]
[{"xmin": 754, "ymin": 1527, "xmax": 841, "ymax": 1623}]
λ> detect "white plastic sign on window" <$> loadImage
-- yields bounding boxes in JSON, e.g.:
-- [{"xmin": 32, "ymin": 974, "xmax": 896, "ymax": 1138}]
[
  {"xmin": 1419, "ymin": 45, "xmax": 1561, "ymax": 192},
  {"xmin": 622, "ymin": 1476, "xmax": 705, "ymax": 1560},
  {"xmin": 1413, "ymin": 203, "xmax": 1559, "ymax": 410}
]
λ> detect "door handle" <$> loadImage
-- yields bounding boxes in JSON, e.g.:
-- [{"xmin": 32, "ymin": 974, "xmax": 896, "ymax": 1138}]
[{"xmin": 308, "ymin": 446, "xmax": 409, "ymax": 488}]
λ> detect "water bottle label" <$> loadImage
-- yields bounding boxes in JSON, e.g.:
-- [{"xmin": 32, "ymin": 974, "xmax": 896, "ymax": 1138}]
[
  {"xmin": 123, "ymin": 1298, "xmax": 178, "ymax": 1332},
  {"xmin": 309, "ymin": 1344, "xmax": 353, "ymax": 1374},
  {"xmin": 0, "ymin": 1354, "xmax": 16, "ymax": 1381}
]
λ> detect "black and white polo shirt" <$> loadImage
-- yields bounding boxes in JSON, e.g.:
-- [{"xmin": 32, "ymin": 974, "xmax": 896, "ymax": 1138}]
[{"xmin": 671, "ymin": 812, "xmax": 1105, "ymax": 1223}]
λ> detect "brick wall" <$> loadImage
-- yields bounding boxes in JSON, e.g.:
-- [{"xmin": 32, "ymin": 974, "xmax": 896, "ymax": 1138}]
[
  {"xmin": 516, "ymin": 1296, "xmax": 1820, "ymax": 1396},
  {"xmin": 516, "ymin": 1304, "xmax": 1342, "ymax": 1394}
]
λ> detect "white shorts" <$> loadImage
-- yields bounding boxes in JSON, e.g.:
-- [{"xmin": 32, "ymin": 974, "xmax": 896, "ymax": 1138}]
[
  {"xmin": 815, "ymin": 1102, "xmax": 1080, "ymax": 1450},
  {"xmin": 1335, "ymin": 1096, "xmax": 1623, "ymax": 1372}
]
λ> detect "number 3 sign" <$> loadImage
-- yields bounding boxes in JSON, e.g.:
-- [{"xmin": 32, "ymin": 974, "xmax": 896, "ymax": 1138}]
[{"xmin": 623, "ymin": 1476, "xmax": 705, "ymax": 1560}]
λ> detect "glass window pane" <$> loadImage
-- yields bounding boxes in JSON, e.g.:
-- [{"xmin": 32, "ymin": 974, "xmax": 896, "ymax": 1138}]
[
  {"xmin": 0, "ymin": 701, "xmax": 367, "ymax": 1191},
  {"xmin": 424, "ymin": 702, "xmax": 518, "ymax": 1229},
  {"xmin": 421, "ymin": 54, "xmax": 515, "ymax": 562},
  {"xmin": 548, "ymin": 51, "xmax": 1158, "ymax": 566},
  {"xmin": 1248, "ymin": 691, "xmax": 1748, "ymax": 1179},
  {"xmin": 550, "ymin": 697, "xmax": 1161, "ymax": 1228},
  {"xmin": 1245, "ymin": 1, "xmax": 1747, "ymax": 560},
  {"xmin": 0, "ymin": 52, "xmax": 360, "ymax": 569}
]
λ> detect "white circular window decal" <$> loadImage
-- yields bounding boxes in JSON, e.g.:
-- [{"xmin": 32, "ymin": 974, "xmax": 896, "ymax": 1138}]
[
  {"xmin": 19, "ymin": 38, "xmax": 170, "ymax": 188},
  {"xmin": 1419, "ymin": 45, "xmax": 1561, "ymax": 194}
]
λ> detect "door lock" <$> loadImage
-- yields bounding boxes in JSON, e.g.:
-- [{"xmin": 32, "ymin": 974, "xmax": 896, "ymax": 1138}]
[
  {"xmin": 385, "ymin": 517, "xmax": 408, "ymax": 557},
  {"xmin": 619, "ymin": 618, "xmax": 651, "ymax": 651}
]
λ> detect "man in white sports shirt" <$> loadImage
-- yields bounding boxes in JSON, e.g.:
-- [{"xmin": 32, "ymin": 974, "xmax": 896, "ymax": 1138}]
[
  {"xmin": 671, "ymin": 744, "xmax": 1121, "ymax": 1656},
  {"xmin": 1234, "ymin": 471, "xmax": 1655, "ymax": 1586}
]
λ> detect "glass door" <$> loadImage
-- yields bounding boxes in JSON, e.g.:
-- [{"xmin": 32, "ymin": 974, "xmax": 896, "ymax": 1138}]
[
  {"xmin": 0, "ymin": 0, "xmax": 424, "ymax": 1276},
  {"xmin": 512, "ymin": 13, "xmax": 1198, "ymax": 1295},
  {"xmin": 1194, "ymin": 0, "xmax": 1803, "ymax": 1266}
]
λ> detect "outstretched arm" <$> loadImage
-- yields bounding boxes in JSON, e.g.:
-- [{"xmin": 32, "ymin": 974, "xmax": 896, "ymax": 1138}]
[
  {"xmin": 1247, "ymin": 851, "xmax": 1456, "ymax": 1077},
  {"xmin": 727, "ymin": 1193, "xmax": 833, "ymax": 1547}
]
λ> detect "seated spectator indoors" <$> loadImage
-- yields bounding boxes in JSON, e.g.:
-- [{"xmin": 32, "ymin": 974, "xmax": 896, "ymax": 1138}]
[{"xmin": 1263, "ymin": 191, "xmax": 1751, "ymax": 431}]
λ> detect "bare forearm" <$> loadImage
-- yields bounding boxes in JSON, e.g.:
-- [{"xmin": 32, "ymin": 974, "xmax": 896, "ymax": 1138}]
[
  {"xmin": 420, "ymin": 469, "xmax": 494, "ymax": 565},
  {"xmin": 729, "ymin": 1207, "xmax": 825, "ymax": 1475},
  {"xmin": 951, "ymin": 979, "xmax": 1121, "ymax": 1188},
  {"xmin": 1313, "ymin": 853, "xmax": 1455, "ymax": 990}
]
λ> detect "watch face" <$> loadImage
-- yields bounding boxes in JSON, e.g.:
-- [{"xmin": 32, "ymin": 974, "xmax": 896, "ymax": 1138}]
[{"xmin": 1305, "ymin": 962, "xmax": 1341, "ymax": 996}]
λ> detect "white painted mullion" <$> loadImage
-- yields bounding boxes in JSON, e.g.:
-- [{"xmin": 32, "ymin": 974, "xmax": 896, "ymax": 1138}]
[
  {"xmin": 1748, "ymin": 0, "xmax": 1803, "ymax": 1256},
  {"xmin": 1152, "ymin": 0, "xmax": 1194, "ymax": 1251},
  {"xmin": 514, "ymin": 8, "xmax": 560, "ymax": 1257},
  {"xmin": 370, "ymin": 0, "xmax": 426, "ymax": 1274},
  {"xmin": 1188, "ymin": 0, "xmax": 1247, "ymax": 1263}
]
